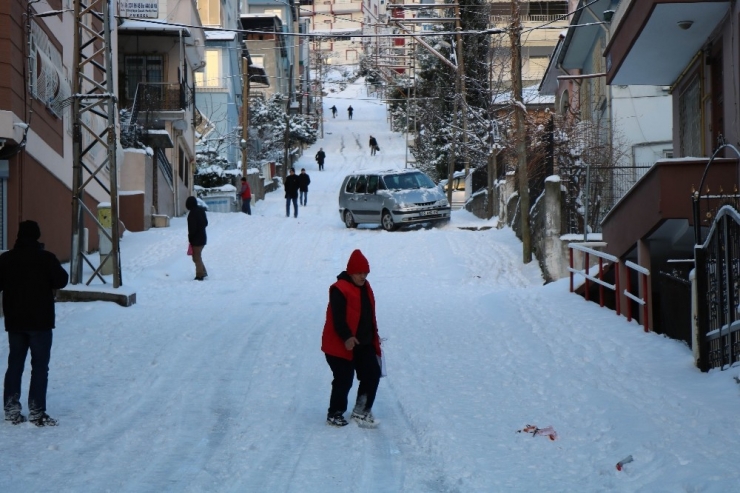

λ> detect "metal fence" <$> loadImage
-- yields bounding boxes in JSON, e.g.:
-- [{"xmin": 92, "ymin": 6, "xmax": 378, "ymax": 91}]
[
  {"xmin": 695, "ymin": 205, "xmax": 740, "ymax": 371},
  {"xmin": 559, "ymin": 164, "xmax": 652, "ymax": 235}
]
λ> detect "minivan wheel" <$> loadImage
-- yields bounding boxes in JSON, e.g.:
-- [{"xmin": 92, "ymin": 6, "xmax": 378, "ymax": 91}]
[
  {"xmin": 381, "ymin": 210, "xmax": 397, "ymax": 231},
  {"xmin": 344, "ymin": 210, "xmax": 357, "ymax": 228}
]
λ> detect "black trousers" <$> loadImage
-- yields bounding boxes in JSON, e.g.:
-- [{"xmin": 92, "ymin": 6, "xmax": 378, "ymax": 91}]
[
  {"xmin": 325, "ymin": 344, "xmax": 380, "ymax": 416},
  {"xmin": 4, "ymin": 330, "xmax": 53, "ymax": 418}
]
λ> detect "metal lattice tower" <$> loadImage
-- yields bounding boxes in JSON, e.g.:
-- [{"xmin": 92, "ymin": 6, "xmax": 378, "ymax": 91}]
[{"xmin": 70, "ymin": 0, "xmax": 122, "ymax": 287}]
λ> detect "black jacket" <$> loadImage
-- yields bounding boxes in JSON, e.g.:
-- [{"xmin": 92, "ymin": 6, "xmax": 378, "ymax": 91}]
[
  {"xmin": 0, "ymin": 239, "xmax": 69, "ymax": 331},
  {"xmin": 369, "ymin": 137, "xmax": 377, "ymax": 148},
  {"xmin": 298, "ymin": 173, "xmax": 311, "ymax": 191},
  {"xmin": 186, "ymin": 196, "xmax": 208, "ymax": 247},
  {"xmin": 315, "ymin": 150, "xmax": 325, "ymax": 163},
  {"xmin": 284, "ymin": 174, "xmax": 300, "ymax": 198}
]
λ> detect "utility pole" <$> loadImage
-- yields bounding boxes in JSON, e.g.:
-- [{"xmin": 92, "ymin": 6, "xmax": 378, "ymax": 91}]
[
  {"xmin": 283, "ymin": 95, "xmax": 293, "ymax": 181},
  {"xmin": 241, "ymin": 56, "xmax": 250, "ymax": 177},
  {"xmin": 510, "ymin": 0, "xmax": 531, "ymax": 263},
  {"xmin": 317, "ymin": 37, "xmax": 324, "ymax": 139},
  {"xmin": 454, "ymin": 3, "xmax": 469, "ymax": 177},
  {"xmin": 70, "ymin": 0, "xmax": 122, "ymax": 286}
]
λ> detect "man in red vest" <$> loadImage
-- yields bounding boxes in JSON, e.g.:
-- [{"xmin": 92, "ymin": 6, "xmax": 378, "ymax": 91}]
[{"xmin": 321, "ymin": 249, "xmax": 382, "ymax": 427}]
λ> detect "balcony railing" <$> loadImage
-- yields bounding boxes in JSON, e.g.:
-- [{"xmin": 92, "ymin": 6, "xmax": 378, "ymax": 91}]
[
  {"xmin": 134, "ymin": 82, "xmax": 187, "ymax": 113},
  {"xmin": 492, "ymin": 14, "xmax": 567, "ymax": 24},
  {"xmin": 121, "ymin": 82, "xmax": 189, "ymax": 149},
  {"xmin": 156, "ymin": 148, "xmax": 174, "ymax": 190}
]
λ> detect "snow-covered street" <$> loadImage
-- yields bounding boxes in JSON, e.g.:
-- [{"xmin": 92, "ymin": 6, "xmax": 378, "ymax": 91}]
[{"xmin": 1, "ymin": 77, "xmax": 740, "ymax": 492}]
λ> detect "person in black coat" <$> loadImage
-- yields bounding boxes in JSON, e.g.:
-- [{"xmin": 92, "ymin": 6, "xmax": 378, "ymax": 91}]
[
  {"xmin": 330, "ymin": 105, "xmax": 337, "ymax": 118},
  {"xmin": 0, "ymin": 220, "xmax": 68, "ymax": 426},
  {"xmin": 284, "ymin": 167, "xmax": 300, "ymax": 218},
  {"xmin": 298, "ymin": 168, "xmax": 311, "ymax": 206},
  {"xmin": 315, "ymin": 148, "xmax": 326, "ymax": 171},
  {"xmin": 347, "ymin": 105, "xmax": 354, "ymax": 120},
  {"xmin": 186, "ymin": 196, "xmax": 208, "ymax": 280}
]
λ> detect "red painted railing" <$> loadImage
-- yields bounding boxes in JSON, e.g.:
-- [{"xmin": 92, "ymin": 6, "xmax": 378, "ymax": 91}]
[{"xmin": 568, "ymin": 244, "xmax": 650, "ymax": 331}]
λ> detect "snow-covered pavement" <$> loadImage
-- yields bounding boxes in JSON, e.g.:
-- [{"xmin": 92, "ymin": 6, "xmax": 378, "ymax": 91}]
[{"xmin": 1, "ymin": 75, "xmax": 740, "ymax": 492}]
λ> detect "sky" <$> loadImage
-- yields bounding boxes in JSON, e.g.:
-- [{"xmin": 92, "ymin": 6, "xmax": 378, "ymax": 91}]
[{"xmin": 1, "ymin": 73, "xmax": 740, "ymax": 493}]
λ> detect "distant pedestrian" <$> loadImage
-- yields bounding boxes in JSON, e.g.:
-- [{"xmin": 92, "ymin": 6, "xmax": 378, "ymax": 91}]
[
  {"xmin": 315, "ymin": 148, "xmax": 326, "ymax": 171},
  {"xmin": 284, "ymin": 168, "xmax": 300, "ymax": 218},
  {"xmin": 186, "ymin": 196, "xmax": 208, "ymax": 281},
  {"xmin": 330, "ymin": 105, "xmax": 337, "ymax": 118},
  {"xmin": 369, "ymin": 136, "xmax": 378, "ymax": 156},
  {"xmin": 298, "ymin": 168, "xmax": 311, "ymax": 206},
  {"xmin": 239, "ymin": 177, "xmax": 252, "ymax": 215},
  {"xmin": 0, "ymin": 220, "xmax": 69, "ymax": 427},
  {"xmin": 347, "ymin": 105, "xmax": 354, "ymax": 120},
  {"xmin": 322, "ymin": 249, "xmax": 382, "ymax": 428}
]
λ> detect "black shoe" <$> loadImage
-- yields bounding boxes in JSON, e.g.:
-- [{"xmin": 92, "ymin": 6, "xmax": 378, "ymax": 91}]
[
  {"xmin": 326, "ymin": 413, "xmax": 348, "ymax": 427},
  {"xmin": 5, "ymin": 413, "xmax": 26, "ymax": 425},
  {"xmin": 195, "ymin": 277, "xmax": 204, "ymax": 281},
  {"xmin": 29, "ymin": 413, "xmax": 58, "ymax": 427}
]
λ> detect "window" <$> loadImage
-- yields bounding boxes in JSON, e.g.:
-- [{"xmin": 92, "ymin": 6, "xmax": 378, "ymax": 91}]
[
  {"xmin": 124, "ymin": 55, "xmax": 163, "ymax": 101},
  {"xmin": 367, "ymin": 175, "xmax": 378, "ymax": 194},
  {"xmin": 345, "ymin": 175, "xmax": 358, "ymax": 193},
  {"xmin": 679, "ymin": 75, "xmax": 702, "ymax": 157},
  {"xmin": 197, "ymin": 0, "xmax": 221, "ymax": 26},
  {"xmin": 195, "ymin": 50, "xmax": 222, "ymax": 88},
  {"xmin": 29, "ymin": 22, "xmax": 70, "ymax": 118},
  {"xmin": 355, "ymin": 175, "xmax": 368, "ymax": 194}
]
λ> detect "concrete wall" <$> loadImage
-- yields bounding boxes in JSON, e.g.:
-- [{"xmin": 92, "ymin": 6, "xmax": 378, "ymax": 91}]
[{"xmin": 120, "ymin": 150, "xmax": 153, "ymax": 231}]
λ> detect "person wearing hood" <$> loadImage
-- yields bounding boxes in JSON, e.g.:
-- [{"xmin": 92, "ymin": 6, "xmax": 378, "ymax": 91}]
[
  {"xmin": 0, "ymin": 220, "xmax": 69, "ymax": 426},
  {"xmin": 186, "ymin": 196, "xmax": 208, "ymax": 280},
  {"xmin": 284, "ymin": 168, "xmax": 300, "ymax": 218},
  {"xmin": 321, "ymin": 249, "xmax": 382, "ymax": 428}
]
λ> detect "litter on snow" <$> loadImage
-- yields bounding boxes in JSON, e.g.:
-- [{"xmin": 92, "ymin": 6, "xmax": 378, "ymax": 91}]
[{"xmin": 517, "ymin": 424, "xmax": 558, "ymax": 441}]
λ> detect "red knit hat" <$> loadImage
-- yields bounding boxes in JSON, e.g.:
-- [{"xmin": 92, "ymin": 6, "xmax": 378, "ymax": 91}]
[{"xmin": 346, "ymin": 249, "xmax": 370, "ymax": 274}]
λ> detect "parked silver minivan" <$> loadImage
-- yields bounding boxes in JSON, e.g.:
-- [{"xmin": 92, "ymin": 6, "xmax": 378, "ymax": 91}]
[{"xmin": 338, "ymin": 169, "xmax": 451, "ymax": 231}]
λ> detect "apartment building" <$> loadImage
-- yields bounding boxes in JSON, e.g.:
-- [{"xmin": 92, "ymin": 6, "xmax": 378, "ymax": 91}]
[
  {"xmin": 117, "ymin": 0, "xmax": 205, "ymax": 229},
  {"xmin": 195, "ymin": 0, "xmax": 244, "ymax": 169},
  {"xmin": 0, "ymin": 0, "xmax": 108, "ymax": 258},
  {"xmin": 299, "ymin": 0, "xmax": 364, "ymax": 65},
  {"xmin": 491, "ymin": 0, "xmax": 570, "ymax": 86}
]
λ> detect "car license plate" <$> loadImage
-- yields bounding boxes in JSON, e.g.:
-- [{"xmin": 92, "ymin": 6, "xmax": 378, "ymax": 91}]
[{"xmin": 421, "ymin": 210, "xmax": 436, "ymax": 216}]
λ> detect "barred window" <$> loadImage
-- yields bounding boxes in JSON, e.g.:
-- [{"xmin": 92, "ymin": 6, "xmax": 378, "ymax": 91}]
[{"xmin": 679, "ymin": 75, "xmax": 702, "ymax": 157}]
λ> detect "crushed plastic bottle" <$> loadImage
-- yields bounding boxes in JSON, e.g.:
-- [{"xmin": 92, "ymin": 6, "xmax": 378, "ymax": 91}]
[{"xmin": 616, "ymin": 455, "xmax": 634, "ymax": 471}]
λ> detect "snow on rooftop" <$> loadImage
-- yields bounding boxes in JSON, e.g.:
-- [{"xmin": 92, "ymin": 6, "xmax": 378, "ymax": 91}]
[{"xmin": 118, "ymin": 18, "xmax": 191, "ymax": 36}]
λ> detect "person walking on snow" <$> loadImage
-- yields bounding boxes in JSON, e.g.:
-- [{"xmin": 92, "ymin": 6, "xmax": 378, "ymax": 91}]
[
  {"xmin": 284, "ymin": 168, "xmax": 300, "ymax": 218},
  {"xmin": 315, "ymin": 148, "xmax": 326, "ymax": 171},
  {"xmin": 330, "ymin": 105, "xmax": 337, "ymax": 118},
  {"xmin": 239, "ymin": 177, "xmax": 252, "ymax": 215},
  {"xmin": 369, "ymin": 136, "xmax": 378, "ymax": 156},
  {"xmin": 322, "ymin": 249, "xmax": 382, "ymax": 428},
  {"xmin": 186, "ymin": 196, "xmax": 208, "ymax": 281},
  {"xmin": 298, "ymin": 168, "xmax": 311, "ymax": 206},
  {"xmin": 0, "ymin": 220, "xmax": 69, "ymax": 427},
  {"xmin": 347, "ymin": 105, "xmax": 354, "ymax": 120}
]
